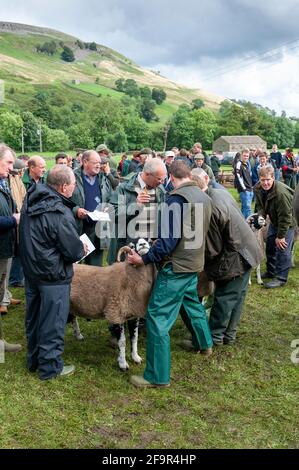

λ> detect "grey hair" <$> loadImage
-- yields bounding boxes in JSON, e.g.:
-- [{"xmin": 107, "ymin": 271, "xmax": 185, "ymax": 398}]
[
  {"xmin": 47, "ymin": 165, "xmax": 74, "ymax": 189},
  {"xmin": 143, "ymin": 158, "xmax": 166, "ymax": 175},
  {"xmin": 191, "ymin": 168, "xmax": 209, "ymax": 190},
  {"xmin": 0, "ymin": 143, "xmax": 16, "ymax": 160},
  {"xmin": 82, "ymin": 150, "xmax": 99, "ymax": 163}
]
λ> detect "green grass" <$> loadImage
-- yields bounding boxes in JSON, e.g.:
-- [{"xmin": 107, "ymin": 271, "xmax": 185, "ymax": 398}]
[
  {"xmin": 67, "ymin": 82, "xmax": 124, "ymax": 99},
  {"xmin": 1, "ymin": 241, "xmax": 299, "ymax": 448}
]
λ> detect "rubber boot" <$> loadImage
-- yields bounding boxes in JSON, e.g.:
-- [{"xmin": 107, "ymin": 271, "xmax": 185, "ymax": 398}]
[{"xmin": 0, "ymin": 316, "xmax": 22, "ymax": 353}]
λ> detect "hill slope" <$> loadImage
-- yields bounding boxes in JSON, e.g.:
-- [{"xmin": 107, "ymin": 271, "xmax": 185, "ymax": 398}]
[{"xmin": 0, "ymin": 21, "xmax": 226, "ymax": 120}]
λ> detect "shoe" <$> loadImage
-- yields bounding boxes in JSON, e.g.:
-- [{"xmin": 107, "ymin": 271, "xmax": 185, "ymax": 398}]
[
  {"xmin": 59, "ymin": 365, "xmax": 75, "ymax": 376},
  {"xmin": 9, "ymin": 283, "xmax": 25, "ymax": 288},
  {"xmin": 0, "ymin": 306, "xmax": 7, "ymax": 315},
  {"xmin": 261, "ymin": 272, "xmax": 275, "ymax": 280},
  {"xmin": 200, "ymin": 347, "xmax": 213, "ymax": 356},
  {"xmin": 264, "ymin": 278, "xmax": 286, "ymax": 289},
  {"xmin": 223, "ymin": 338, "xmax": 235, "ymax": 346},
  {"xmin": 3, "ymin": 340, "xmax": 22, "ymax": 353},
  {"xmin": 130, "ymin": 375, "xmax": 170, "ymax": 388},
  {"xmin": 179, "ymin": 339, "xmax": 196, "ymax": 351},
  {"xmin": 10, "ymin": 299, "xmax": 22, "ymax": 306}
]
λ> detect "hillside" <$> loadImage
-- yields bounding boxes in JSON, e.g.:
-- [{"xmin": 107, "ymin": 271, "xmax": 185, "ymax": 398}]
[{"xmin": 0, "ymin": 21, "xmax": 226, "ymax": 123}]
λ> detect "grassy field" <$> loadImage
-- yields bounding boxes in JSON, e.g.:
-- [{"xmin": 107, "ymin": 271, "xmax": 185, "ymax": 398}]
[{"xmin": 0, "ymin": 232, "xmax": 298, "ymax": 448}]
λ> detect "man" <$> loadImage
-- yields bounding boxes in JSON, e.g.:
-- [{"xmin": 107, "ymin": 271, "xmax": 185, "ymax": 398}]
[
  {"xmin": 96, "ymin": 144, "xmax": 117, "ymax": 171},
  {"xmin": 128, "ymin": 160, "xmax": 213, "ymax": 388},
  {"xmin": 210, "ymin": 152, "xmax": 221, "ymax": 182},
  {"xmin": 128, "ymin": 148, "xmax": 152, "ymax": 174},
  {"xmin": 71, "ymin": 150, "xmax": 114, "ymax": 266},
  {"xmin": 193, "ymin": 154, "xmax": 215, "ymax": 181},
  {"xmin": 192, "ymin": 142, "xmax": 211, "ymax": 166},
  {"xmin": 19, "ymin": 165, "xmax": 86, "ymax": 380},
  {"xmin": 108, "ymin": 158, "xmax": 167, "ymax": 263},
  {"xmin": 254, "ymin": 165, "xmax": 296, "ymax": 288},
  {"xmin": 270, "ymin": 144, "xmax": 282, "ymax": 181},
  {"xmin": 191, "ymin": 168, "xmax": 262, "ymax": 346},
  {"xmin": 55, "ymin": 153, "xmax": 68, "ymax": 165},
  {"xmin": 234, "ymin": 148, "xmax": 253, "ymax": 219},
  {"xmin": 281, "ymin": 148, "xmax": 297, "ymax": 189},
  {"xmin": 0, "ymin": 144, "xmax": 22, "ymax": 352},
  {"xmin": 22, "ymin": 155, "xmax": 47, "ymax": 190}
]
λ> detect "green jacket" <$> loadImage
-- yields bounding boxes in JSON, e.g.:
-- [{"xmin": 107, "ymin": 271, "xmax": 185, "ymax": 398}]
[
  {"xmin": 22, "ymin": 169, "xmax": 47, "ymax": 191},
  {"xmin": 205, "ymin": 188, "xmax": 262, "ymax": 281},
  {"xmin": 254, "ymin": 181, "xmax": 296, "ymax": 239},
  {"xmin": 71, "ymin": 168, "xmax": 114, "ymax": 234},
  {"xmin": 108, "ymin": 173, "xmax": 167, "ymax": 263},
  {"xmin": 169, "ymin": 182, "xmax": 212, "ymax": 273}
]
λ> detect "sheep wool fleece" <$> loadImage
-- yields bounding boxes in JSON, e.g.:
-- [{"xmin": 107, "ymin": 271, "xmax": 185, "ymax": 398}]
[{"xmin": 144, "ymin": 263, "xmax": 213, "ymax": 385}]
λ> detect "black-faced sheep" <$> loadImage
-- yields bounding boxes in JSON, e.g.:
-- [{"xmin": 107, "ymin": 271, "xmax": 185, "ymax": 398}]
[{"xmin": 69, "ymin": 239, "xmax": 155, "ymax": 371}]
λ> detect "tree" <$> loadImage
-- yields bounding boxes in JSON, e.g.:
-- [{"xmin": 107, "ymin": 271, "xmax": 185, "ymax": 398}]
[
  {"xmin": 106, "ymin": 130, "xmax": 128, "ymax": 152},
  {"xmin": 141, "ymin": 99, "xmax": 158, "ymax": 122},
  {"xmin": 123, "ymin": 79, "xmax": 140, "ymax": 98},
  {"xmin": 67, "ymin": 124, "xmax": 94, "ymax": 149},
  {"xmin": 61, "ymin": 46, "xmax": 75, "ymax": 62},
  {"xmin": 294, "ymin": 121, "xmax": 299, "ymax": 147},
  {"xmin": 0, "ymin": 111, "xmax": 23, "ymax": 149},
  {"xmin": 167, "ymin": 107, "xmax": 194, "ymax": 149},
  {"xmin": 191, "ymin": 108, "xmax": 217, "ymax": 148},
  {"xmin": 21, "ymin": 111, "xmax": 40, "ymax": 151},
  {"xmin": 115, "ymin": 78, "xmax": 125, "ymax": 92},
  {"xmin": 140, "ymin": 86, "xmax": 152, "ymax": 100},
  {"xmin": 44, "ymin": 128, "xmax": 70, "ymax": 152},
  {"xmin": 89, "ymin": 42, "xmax": 97, "ymax": 51},
  {"xmin": 152, "ymin": 88, "xmax": 167, "ymax": 105},
  {"xmin": 191, "ymin": 98, "xmax": 204, "ymax": 110}
]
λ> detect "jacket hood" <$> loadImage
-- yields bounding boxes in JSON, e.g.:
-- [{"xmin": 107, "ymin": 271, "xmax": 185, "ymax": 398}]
[{"xmin": 25, "ymin": 183, "xmax": 75, "ymax": 216}]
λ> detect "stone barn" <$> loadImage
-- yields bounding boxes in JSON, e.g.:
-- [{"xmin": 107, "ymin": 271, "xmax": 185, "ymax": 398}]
[{"xmin": 213, "ymin": 136, "xmax": 267, "ymax": 153}]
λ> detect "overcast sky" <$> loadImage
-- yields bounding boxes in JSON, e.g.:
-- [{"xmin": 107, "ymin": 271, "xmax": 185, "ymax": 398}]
[{"xmin": 1, "ymin": 0, "xmax": 299, "ymax": 116}]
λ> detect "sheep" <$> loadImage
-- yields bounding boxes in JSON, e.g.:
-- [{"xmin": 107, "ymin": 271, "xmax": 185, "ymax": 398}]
[
  {"xmin": 246, "ymin": 213, "xmax": 267, "ymax": 285},
  {"xmin": 69, "ymin": 238, "xmax": 155, "ymax": 371}
]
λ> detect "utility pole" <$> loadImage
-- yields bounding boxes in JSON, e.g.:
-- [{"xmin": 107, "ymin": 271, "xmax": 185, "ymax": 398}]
[
  {"xmin": 21, "ymin": 127, "xmax": 24, "ymax": 153},
  {"xmin": 37, "ymin": 124, "xmax": 42, "ymax": 153}
]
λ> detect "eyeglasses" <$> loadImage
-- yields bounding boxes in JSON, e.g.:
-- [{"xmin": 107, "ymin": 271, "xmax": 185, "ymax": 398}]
[{"xmin": 150, "ymin": 174, "xmax": 166, "ymax": 183}]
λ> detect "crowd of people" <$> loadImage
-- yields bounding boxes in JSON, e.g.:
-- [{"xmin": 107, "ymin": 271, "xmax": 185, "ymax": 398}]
[{"xmin": 0, "ymin": 141, "xmax": 298, "ymax": 386}]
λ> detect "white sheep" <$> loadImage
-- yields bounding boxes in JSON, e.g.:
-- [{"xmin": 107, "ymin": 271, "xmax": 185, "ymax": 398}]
[
  {"xmin": 246, "ymin": 213, "xmax": 267, "ymax": 285},
  {"xmin": 69, "ymin": 239, "xmax": 155, "ymax": 371}
]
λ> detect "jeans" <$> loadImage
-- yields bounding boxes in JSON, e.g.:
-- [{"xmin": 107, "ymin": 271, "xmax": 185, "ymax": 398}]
[
  {"xmin": 239, "ymin": 190, "xmax": 253, "ymax": 219},
  {"xmin": 266, "ymin": 224, "xmax": 295, "ymax": 282}
]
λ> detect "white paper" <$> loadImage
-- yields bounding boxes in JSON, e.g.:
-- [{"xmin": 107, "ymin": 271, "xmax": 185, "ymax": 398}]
[
  {"xmin": 76, "ymin": 233, "xmax": 96, "ymax": 263},
  {"xmin": 87, "ymin": 209, "xmax": 111, "ymax": 222}
]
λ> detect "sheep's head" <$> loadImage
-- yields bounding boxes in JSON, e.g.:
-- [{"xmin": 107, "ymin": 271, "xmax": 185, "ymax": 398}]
[
  {"xmin": 135, "ymin": 238, "xmax": 150, "ymax": 256},
  {"xmin": 246, "ymin": 213, "xmax": 267, "ymax": 230}
]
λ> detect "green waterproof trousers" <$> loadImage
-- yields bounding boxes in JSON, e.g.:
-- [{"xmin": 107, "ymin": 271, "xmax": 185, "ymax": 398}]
[{"xmin": 144, "ymin": 263, "xmax": 213, "ymax": 385}]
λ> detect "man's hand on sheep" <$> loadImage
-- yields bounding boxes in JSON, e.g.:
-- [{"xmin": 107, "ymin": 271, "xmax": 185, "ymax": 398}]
[
  {"xmin": 77, "ymin": 208, "xmax": 88, "ymax": 219},
  {"xmin": 127, "ymin": 250, "xmax": 145, "ymax": 267}
]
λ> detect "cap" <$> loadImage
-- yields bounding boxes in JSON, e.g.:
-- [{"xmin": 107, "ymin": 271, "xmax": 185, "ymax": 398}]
[
  {"xmin": 194, "ymin": 153, "xmax": 204, "ymax": 160},
  {"xmin": 165, "ymin": 151, "xmax": 175, "ymax": 158},
  {"xmin": 137, "ymin": 147, "xmax": 153, "ymax": 157},
  {"xmin": 96, "ymin": 144, "xmax": 110, "ymax": 155},
  {"xmin": 13, "ymin": 159, "xmax": 27, "ymax": 170}
]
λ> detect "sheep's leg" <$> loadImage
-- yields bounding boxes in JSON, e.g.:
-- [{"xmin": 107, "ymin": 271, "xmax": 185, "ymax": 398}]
[
  {"xmin": 72, "ymin": 316, "xmax": 84, "ymax": 341},
  {"xmin": 128, "ymin": 319, "xmax": 142, "ymax": 364},
  {"xmin": 248, "ymin": 272, "xmax": 252, "ymax": 286},
  {"xmin": 114, "ymin": 324, "xmax": 129, "ymax": 371},
  {"xmin": 256, "ymin": 264, "xmax": 263, "ymax": 285}
]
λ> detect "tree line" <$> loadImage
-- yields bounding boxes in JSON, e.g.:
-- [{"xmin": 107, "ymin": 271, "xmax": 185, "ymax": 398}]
[{"xmin": 1, "ymin": 86, "xmax": 299, "ymax": 152}]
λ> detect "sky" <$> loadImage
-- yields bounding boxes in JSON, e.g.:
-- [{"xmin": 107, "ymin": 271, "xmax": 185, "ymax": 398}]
[{"xmin": 1, "ymin": 0, "xmax": 299, "ymax": 116}]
